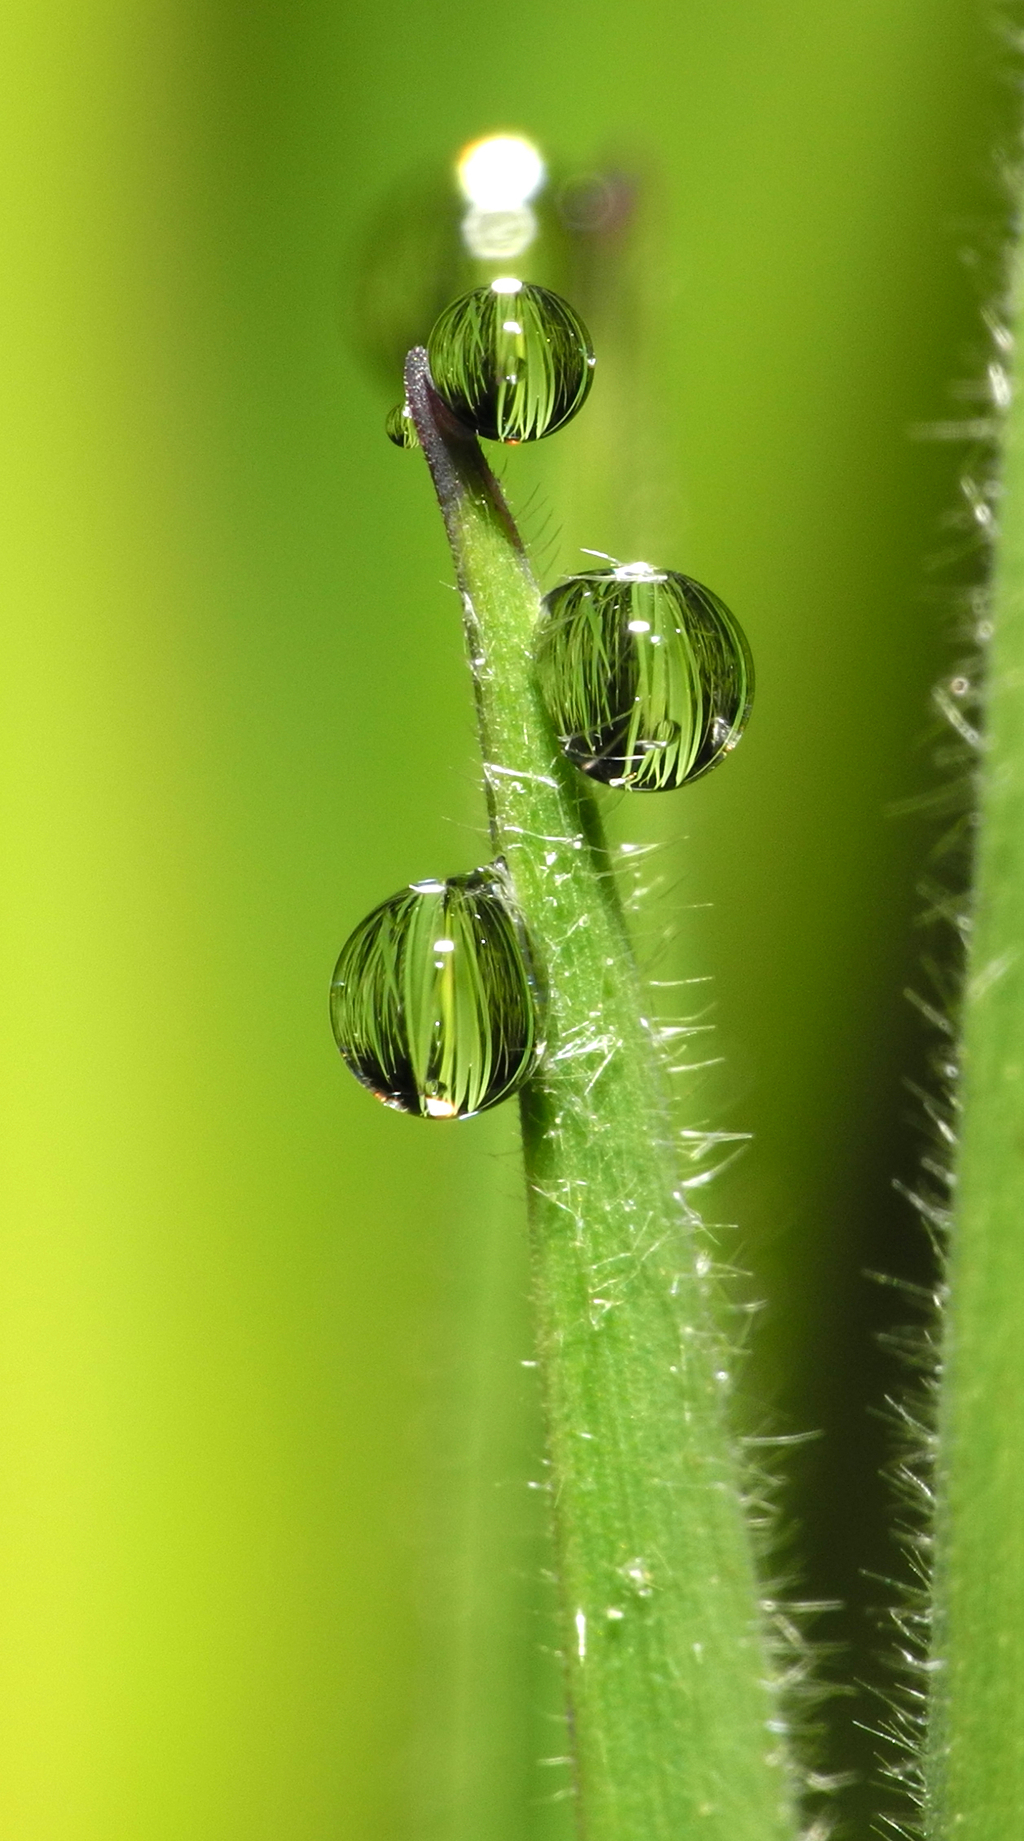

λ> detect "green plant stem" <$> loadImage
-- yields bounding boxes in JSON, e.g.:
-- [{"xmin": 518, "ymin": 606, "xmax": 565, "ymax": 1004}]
[
  {"xmin": 405, "ymin": 348, "xmax": 797, "ymax": 1841},
  {"xmin": 925, "ymin": 261, "xmax": 1024, "ymax": 1835}
]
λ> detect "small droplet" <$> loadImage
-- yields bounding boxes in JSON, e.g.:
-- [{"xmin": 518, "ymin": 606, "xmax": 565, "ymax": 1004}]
[
  {"xmin": 535, "ymin": 564, "xmax": 754, "ymax": 790},
  {"xmin": 427, "ymin": 281, "xmax": 595, "ymax": 442},
  {"xmin": 330, "ymin": 866, "xmax": 543, "ymax": 1119},
  {"xmin": 386, "ymin": 401, "xmax": 420, "ymax": 449}
]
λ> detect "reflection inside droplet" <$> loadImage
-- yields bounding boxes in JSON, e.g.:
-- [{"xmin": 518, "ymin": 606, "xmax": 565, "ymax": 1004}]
[
  {"xmin": 425, "ymin": 1096, "xmax": 458, "ymax": 1118},
  {"xmin": 331, "ymin": 867, "xmax": 544, "ymax": 1120},
  {"xmin": 427, "ymin": 281, "xmax": 594, "ymax": 443},
  {"xmin": 614, "ymin": 560, "xmax": 665, "ymax": 582},
  {"xmin": 535, "ymin": 566, "xmax": 753, "ymax": 790}
]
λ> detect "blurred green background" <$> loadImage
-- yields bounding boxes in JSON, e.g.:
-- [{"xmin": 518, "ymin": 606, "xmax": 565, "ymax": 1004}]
[{"xmin": 0, "ymin": 2, "xmax": 1004, "ymax": 1836}]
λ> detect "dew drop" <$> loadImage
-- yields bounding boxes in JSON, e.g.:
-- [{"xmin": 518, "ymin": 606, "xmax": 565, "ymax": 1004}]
[
  {"xmin": 330, "ymin": 866, "xmax": 544, "ymax": 1119},
  {"xmin": 535, "ymin": 565, "xmax": 754, "ymax": 790},
  {"xmin": 386, "ymin": 401, "xmax": 420, "ymax": 449},
  {"xmin": 427, "ymin": 282, "xmax": 595, "ymax": 442}
]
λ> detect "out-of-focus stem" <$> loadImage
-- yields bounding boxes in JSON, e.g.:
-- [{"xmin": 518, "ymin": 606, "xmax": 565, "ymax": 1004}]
[{"xmin": 924, "ymin": 253, "xmax": 1024, "ymax": 1838}]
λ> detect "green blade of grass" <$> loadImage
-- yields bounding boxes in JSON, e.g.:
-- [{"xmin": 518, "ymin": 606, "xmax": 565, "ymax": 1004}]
[
  {"xmin": 925, "ymin": 259, "xmax": 1024, "ymax": 1835},
  {"xmin": 404, "ymin": 347, "xmax": 798, "ymax": 1841}
]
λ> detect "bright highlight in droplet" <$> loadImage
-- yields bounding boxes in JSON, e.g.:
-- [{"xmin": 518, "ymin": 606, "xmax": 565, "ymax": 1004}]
[
  {"xmin": 490, "ymin": 276, "xmax": 523, "ymax": 295},
  {"xmin": 457, "ymin": 134, "xmax": 546, "ymax": 209},
  {"xmin": 425, "ymin": 1096, "xmax": 458, "ymax": 1118},
  {"xmin": 433, "ymin": 938, "xmax": 456, "ymax": 953},
  {"xmin": 614, "ymin": 560, "xmax": 664, "ymax": 582}
]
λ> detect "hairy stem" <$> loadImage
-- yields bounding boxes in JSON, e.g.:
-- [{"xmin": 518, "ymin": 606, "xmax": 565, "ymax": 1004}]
[
  {"xmin": 405, "ymin": 347, "xmax": 797, "ymax": 1841},
  {"xmin": 924, "ymin": 259, "xmax": 1024, "ymax": 1833}
]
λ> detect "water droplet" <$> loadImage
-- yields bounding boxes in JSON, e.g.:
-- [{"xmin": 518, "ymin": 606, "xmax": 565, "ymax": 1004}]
[
  {"xmin": 535, "ymin": 566, "xmax": 754, "ymax": 790},
  {"xmin": 386, "ymin": 401, "xmax": 419, "ymax": 449},
  {"xmin": 330, "ymin": 866, "xmax": 544, "ymax": 1119},
  {"xmin": 427, "ymin": 282, "xmax": 595, "ymax": 442}
]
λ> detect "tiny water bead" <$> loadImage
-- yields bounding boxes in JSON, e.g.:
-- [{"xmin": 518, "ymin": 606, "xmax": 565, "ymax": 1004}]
[
  {"xmin": 534, "ymin": 563, "xmax": 754, "ymax": 790},
  {"xmin": 427, "ymin": 279, "xmax": 595, "ymax": 442},
  {"xmin": 330, "ymin": 866, "xmax": 543, "ymax": 1119},
  {"xmin": 386, "ymin": 401, "xmax": 419, "ymax": 449}
]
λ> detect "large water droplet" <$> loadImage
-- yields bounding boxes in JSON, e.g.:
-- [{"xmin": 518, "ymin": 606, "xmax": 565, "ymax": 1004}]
[
  {"xmin": 427, "ymin": 281, "xmax": 595, "ymax": 442},
  {"xmin": 330, "ymin": 866, "xmax": 544, "ymax": 1119},
  {"xmin": 535, "ymin": 565, "xmax": 754, "ymax": 790}
]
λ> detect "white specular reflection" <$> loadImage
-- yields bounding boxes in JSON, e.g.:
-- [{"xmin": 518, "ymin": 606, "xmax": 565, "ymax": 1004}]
[
  {"xmin": 457, "ymin": 134, "xmax": 545, "ymax": 209},
  {"xmin": 456, "ymin": 133, "xmax": 546, "ymax": 262},
  {"xmin": 424, "ymin": 1096, "xmax": 458, "ymax": 1118}
]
